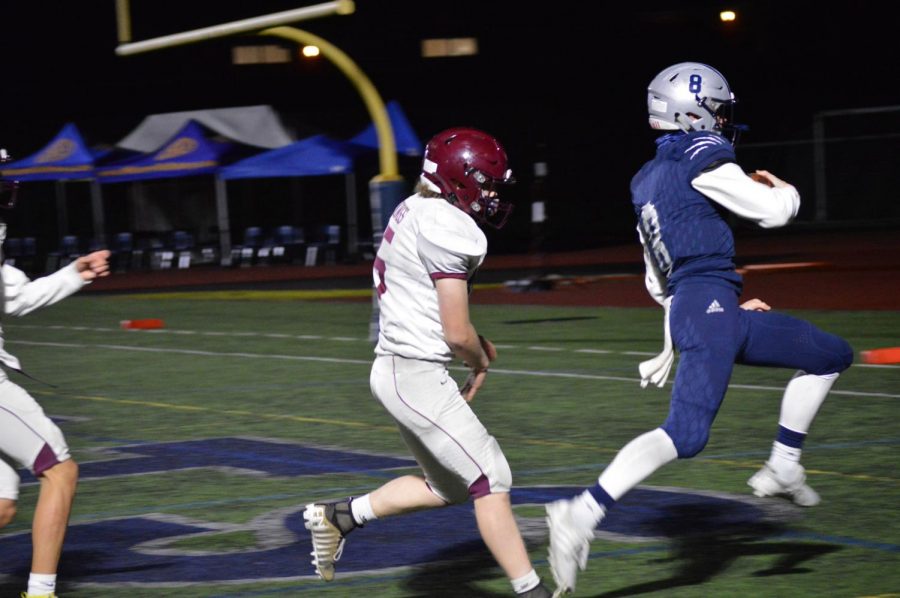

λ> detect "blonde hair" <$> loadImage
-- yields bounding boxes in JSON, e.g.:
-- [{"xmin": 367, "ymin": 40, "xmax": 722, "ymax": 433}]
[{"xmin": 414, "ymin": 178, "xmax": 444, "ymax": 199}]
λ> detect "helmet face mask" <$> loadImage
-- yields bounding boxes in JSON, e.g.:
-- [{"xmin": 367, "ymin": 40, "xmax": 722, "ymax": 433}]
[
  {"xmin": 647, "ymin": 62, "xmax": 746, "ymax": 144},
  {"xmin": 422, "ymin": 127, "xmax": 515, "ymax": 228}
]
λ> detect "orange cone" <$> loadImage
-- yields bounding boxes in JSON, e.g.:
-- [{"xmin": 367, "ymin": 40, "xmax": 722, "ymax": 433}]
[
  {"xmin": 120, "ymin": 319, "xmax": 165, "ymax": 330},
  {"xmin": 860, "ymin": 347, "xmax": 900, "ymax": 365}
]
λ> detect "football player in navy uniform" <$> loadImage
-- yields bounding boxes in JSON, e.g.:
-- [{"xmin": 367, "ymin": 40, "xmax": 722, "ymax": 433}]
[{"xmin": 544, "ymin": 62, "xmax": 853, "ymax": 594}]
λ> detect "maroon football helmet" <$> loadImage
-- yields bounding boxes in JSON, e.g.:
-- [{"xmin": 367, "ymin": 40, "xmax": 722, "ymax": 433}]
[
  {"xmin": 0, "ymin": 149, "xmax": 18, "ymax": 209},
  {"xmin": 421, "ymin": 127, "xmax": 514, "ymax": 228}
]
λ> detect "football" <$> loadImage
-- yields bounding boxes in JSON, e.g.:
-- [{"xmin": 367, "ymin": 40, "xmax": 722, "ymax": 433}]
[{"xmin": 749, "ymin": 171, "xmax": 774, "ymax": 187}]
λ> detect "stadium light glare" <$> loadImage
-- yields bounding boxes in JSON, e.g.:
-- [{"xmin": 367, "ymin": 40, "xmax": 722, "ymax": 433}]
[
  {"xmin": 302, "ymin": 45, "xmax": 321, "ymax": 57},
  {"xmin": 720, "ymin": 10, "xmax": 737, "ymax": 22}
]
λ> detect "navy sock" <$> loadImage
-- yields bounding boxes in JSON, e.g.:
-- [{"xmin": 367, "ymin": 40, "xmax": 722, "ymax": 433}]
[
  {"xmin": 776, "ymin": 425, "xmax": 806, "ymax": 449},
  {"xmin": 588, "ymin": 483, "xmax": 616, "ymax": 511}
]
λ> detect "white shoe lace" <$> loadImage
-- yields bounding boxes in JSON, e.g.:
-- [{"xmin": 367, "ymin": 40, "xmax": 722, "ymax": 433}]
[{"xmin": 305, "ymin": 504, "xmax": 346, "ymax": 579}]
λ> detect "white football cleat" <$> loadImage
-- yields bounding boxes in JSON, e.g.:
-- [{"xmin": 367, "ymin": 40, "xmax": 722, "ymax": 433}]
[
  {"xmin": 546, "ymin": 499, "xmax": 593, "ymax": 595},
  {"xmin": 748, "ymin": 463, "xmax": 821, "ymax": 507},
  {"xmin": 304, "ymin": 502, "xmax": 347, "ymax": 581}
]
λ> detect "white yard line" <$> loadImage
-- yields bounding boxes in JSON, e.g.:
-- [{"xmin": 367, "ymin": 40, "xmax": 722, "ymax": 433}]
[
  {"xmin": 11, "ymin": 323, "xmax": 897, "ymax": 370},
  {"xmin": 10, "ymin": 335, "xmax": 899, "ymax": 399}
]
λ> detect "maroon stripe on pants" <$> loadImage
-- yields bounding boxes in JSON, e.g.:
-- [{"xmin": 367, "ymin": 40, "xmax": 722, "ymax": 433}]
[
  {"xmin": 33, "ymin": 443, "xmax": 61, "ymax": 476},
  {"xmin": 468, "ymin": 474, "xmax": 491, "ymax": 498}
]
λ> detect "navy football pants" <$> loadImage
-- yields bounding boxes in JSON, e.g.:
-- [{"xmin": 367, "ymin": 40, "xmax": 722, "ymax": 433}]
[{"xmin": 661, "ymin": 281, "xmax": 853, "ymax": 457}]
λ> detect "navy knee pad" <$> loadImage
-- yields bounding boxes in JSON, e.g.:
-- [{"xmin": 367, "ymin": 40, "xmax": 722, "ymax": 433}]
[
  {"xmin": 661, "ymin": 418, "xmax": 710, "ymax": 458},
  {"xmin": 811, "ymin": 332, "xmax": 854, "ymax": 375}
]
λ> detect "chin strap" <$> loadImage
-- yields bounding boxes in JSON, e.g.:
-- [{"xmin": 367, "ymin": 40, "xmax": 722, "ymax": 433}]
[{"xmin": 639, "ymin": 296, "xmax": 675, "ymax": 388}]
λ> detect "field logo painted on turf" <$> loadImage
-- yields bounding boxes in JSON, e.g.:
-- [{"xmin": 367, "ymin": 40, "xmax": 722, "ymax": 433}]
[{"xmin": 0, "ymin": 438, "xmax": 785, "ymax": 585}]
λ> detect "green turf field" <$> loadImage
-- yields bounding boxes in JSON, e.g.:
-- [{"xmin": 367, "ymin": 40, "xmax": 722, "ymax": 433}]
[{"xmin": 1, "ymin": 293, "xmax": 897, "ymax": 597}]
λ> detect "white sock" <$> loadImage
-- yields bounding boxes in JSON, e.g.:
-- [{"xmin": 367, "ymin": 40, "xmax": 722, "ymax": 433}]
[
  {"xmin": 779, "ymin": 371, "xmax": 839, "ymax": 433},
  {"xmin": 771, "ymin": 440, "xmax": 801, "ymax": 464},
  {"xmin": 768, "ymin": 441, "xmax": 802, "ymax": 477},
  {"xmin": 511, "ymin": 568, "xmax": 541, "ymax": 594},
  {"xmin": 27, "ymin": 572, "xmax": 56, "ymax": 596},
  {"xmin": 350, "ymin": 493, "xmax": 377, "ymax": 526},
  {"xmin": 598, "ymin": 428, "xmax": 678, "ymax": 499}
]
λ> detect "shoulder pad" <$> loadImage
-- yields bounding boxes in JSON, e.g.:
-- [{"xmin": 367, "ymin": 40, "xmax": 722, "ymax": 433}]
[{"xmin": 419, "ymin": 206, "xmax": 487, "ymax": 259}]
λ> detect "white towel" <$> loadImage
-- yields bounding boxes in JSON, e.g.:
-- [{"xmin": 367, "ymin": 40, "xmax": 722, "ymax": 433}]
[{"xmin": 639, "ymin": 296, "xmax": 674, "ymax": 388}]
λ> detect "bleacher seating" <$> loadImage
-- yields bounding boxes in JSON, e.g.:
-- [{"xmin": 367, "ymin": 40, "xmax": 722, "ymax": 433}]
[{"xmin": 31, "ymin": 223, "xmax": 343, "ymax": 273}]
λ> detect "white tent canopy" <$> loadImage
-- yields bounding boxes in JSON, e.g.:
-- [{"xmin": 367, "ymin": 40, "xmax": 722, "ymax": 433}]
[{"xmin": 116, "ymin": 105, "xmax": 294, "ymax": 152}]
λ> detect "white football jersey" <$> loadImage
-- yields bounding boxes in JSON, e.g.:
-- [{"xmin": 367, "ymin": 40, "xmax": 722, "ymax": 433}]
[{"xmin": 374, "ymin": 194, "xmax": 487, "ymax": 361}]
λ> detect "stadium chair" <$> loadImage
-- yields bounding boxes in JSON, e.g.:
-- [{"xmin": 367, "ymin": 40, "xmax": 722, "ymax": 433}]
[
  {"xmin": 146, "ymin": 236, "xmax": 174, "ymax": 270},
  {"xmin": 20, "ymin": 236, "xmax": 38, "ymax": 274},
  {"xmin": 3, "ymin": 237, "xmax": 22, "ymax": 266},
  {"xmin": 60, "ymin": 235, "xmax": 81, "ymax": 267},
  {"xmin": 270, "ymin": 224, "xmax": 305, "ymax": 264},
  {"xmin": 232, "ymin": 226, "xmax": 262, "ymax": 267},
  {"xmin": 112, "ymin": 231, "xmax": 134, "ymax": 272},
  {"xmin": 172, "ymin": 230, "xmax": 194, "ymax": 269},
  {"xmin": 43, "ymin": 235, "xmax": 80, "ymax": 273},
  {"xmin": 5, "ymin": 236, "xmax": 40, "ymax": 274},
  {"xmin": 304, "ymin": 224, "xmax": 341, "ymax": 266}
]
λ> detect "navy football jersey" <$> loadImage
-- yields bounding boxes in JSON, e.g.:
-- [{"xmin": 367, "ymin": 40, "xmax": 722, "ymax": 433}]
[{"xmin": 630, "ymin": 131, "xmax": 743, "ymax": 295}]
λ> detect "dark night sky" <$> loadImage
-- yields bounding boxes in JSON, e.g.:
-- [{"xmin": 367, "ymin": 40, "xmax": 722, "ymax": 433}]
[{"xmin": 1, "ymin": 0, "xmax": 896, "ymax": 251}]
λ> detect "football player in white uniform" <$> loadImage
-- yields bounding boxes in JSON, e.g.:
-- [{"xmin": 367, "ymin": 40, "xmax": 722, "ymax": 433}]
[
  {"xmin": 0, "ymin": 161, "xmax": 111, "ymax": 598},
  {"xmin": 303, "ymin": 128, "xmax": 552, "ymax": 597}
]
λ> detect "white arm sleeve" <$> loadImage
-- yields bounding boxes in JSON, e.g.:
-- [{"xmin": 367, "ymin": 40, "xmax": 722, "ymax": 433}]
[
  {"xmin": 692, "ymin": 162, "xmax": 800, "ymax": 228},
  {"xmin": 2, "ymin": 262, "xmax": 85, "ymax": 317}
]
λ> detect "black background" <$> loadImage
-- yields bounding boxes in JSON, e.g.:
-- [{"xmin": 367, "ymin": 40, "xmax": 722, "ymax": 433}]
[{"xmin": 2, "ymin": 0, "xmax": 897, "ymax": 255}]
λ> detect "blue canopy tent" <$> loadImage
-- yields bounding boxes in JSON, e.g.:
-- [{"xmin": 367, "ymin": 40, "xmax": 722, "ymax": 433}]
[
  {"xmin": 219, "ymin": 135, "xmax": 353, "ymax": 179},
  {"xmin": 218, "ymin": 135, "xmax": 359, "ymax": 257},
  {"xmin": 347, "ymin": 100, "xmax": 423, "ymax": 265},
  {"xmin": 96, "ymin": 119, "xmax": 245, "ymax": 265},
  {"xmin": 347, "ymin": 100, "xmax": 423, "ymax": 157},
  {"xmin": 96, "ymin": 119, "xmax": 236, "ymax": 183},
  {"xmin": 0, "ymin": 122, "xmax": 111, "ymax": 248}
]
